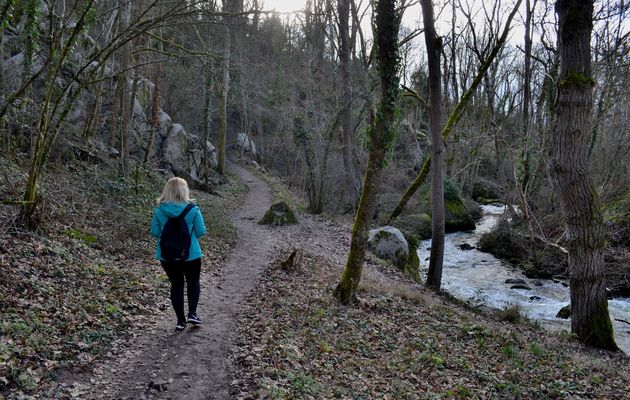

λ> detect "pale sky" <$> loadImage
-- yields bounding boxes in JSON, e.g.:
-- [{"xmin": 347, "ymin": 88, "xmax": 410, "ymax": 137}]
[
  {"xmin": 258, "ymin": 0, "xmax": 532, "ymax": 46},
  {"xmin": 261, "ymin": 0, "xmax": 424, "ymax": 29}
]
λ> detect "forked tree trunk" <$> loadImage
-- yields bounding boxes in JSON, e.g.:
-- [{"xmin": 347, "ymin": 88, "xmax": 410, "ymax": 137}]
[
  {"xmin": 421, "ymin": 0, "xmax": 445, "ymax": 290},
  {"xmin": 335, "ymin": 0, "xmax": 400, "ymax": 304},
  {"xmin": 550, "ymin": 0, "xmax": 617, "ymax": 350}
]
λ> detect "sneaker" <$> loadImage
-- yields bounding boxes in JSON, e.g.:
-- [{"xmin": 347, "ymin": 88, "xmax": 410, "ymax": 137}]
[
  {"xmin": 175, "ymin": 321, "xmax": 186, "ymax": 331},
  {"xmin": 187, "ymin": 314, "xmax": 202, "ymax": 325}
]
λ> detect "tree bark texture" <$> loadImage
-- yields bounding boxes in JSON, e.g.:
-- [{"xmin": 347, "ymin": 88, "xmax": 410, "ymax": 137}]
[
  {"xmin": 335, "ymin": 0, "xmax": 400, "ymax": 305},
  {"xmin": 338, "ymin": 0, "xmax": 359, "ymax": 207},
  {"xmin": 421, "ymin": 0, "xmax": 445, "ymax": 290},
  {"xmin": 550, "ymin": 0, "xmax": 617, "ymax": 350}
]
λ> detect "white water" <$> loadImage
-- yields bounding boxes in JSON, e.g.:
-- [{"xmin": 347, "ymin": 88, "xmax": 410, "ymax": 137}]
[{"xmin": 418, "ymin": 205, "xmax": 630, "ymax": 354}]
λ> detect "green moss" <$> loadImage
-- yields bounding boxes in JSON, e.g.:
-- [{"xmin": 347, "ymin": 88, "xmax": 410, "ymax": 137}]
[
  {"xmin": 404, "ymin": 233, "xmax": 421, "ymax": 282},
  {"xmin": 65, "ymin": 228, "xmax": 97, "ymax": 244},
  {"xmin": 579, "ymin": 300, "xmax": 618, "ymax": 350},
  {"xmin": 558, "ymin": 71, "xmax": 595, "ymax": 88},
  {"xmin": 259, "ymin": 201, "xmax": 298, "ymax": 225}
]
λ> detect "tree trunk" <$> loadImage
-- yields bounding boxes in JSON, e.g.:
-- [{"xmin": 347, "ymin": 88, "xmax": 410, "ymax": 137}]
[
  {"xmin": 550, "ymin": 0, "xmax": 617, "ymax": 350},
  {"xmin": 421, "ymin": 0, "xmax": 445, "ymax": 290},
  {"xmin": 118, "ymin": 0, "xmax": 132, "ymax": 176},
  {"xmin": 335, "ymin": 0, "xmax": 400, "ymax": 305},
  {"xmin": 216, "ymin": 0, "xmax": 231, "ymax": 175},
  {"xmin": 338, "ymin": 0, "xmax": 359, "ymax": 207}
]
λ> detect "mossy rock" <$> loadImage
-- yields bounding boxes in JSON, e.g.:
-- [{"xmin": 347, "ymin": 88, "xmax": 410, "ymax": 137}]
[
  {"xmin": 416, "ymin": 177, "xmax": 476, "ymax": 233},
  {"xmin": 444, "ymin": 177, "xmax": 476, "ymax": 233},
  {"xmin": 259, "ymin": 201, "xmax": 298, "ymax": 225},
  {"xmin": 556, "ymin": 305, "xmax": 571, "ymax": 319},
  {"xmin": 478, "ymin": 220, "xmax": 528, "ymax": 261},
  {"xmin": 395, "ymin": 213, "xmax": 432, "ymax": 240}
]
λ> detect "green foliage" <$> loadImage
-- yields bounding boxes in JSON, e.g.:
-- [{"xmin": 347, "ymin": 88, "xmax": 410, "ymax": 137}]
[{"xmin": 65, "ymin": 228, "xmax": 98, "ymax": 244}]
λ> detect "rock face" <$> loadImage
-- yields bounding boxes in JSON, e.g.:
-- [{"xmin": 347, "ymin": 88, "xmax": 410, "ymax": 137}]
[
  {"xmin": 368, "ymin": 226, "xmax": 409, "ymax": 269},
  {"xmin": 259, "ymin": 201, "xmax": 298, "ymax": 225},
  {"xmin": 236, "ymin": 132, "xmax": 258, "ymax": 160}
]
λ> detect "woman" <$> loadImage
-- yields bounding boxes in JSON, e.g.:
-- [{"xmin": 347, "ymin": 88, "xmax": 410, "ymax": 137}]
[{"xmin": 150, "ymin": 177, "xmax": 206, "ymax": 331}]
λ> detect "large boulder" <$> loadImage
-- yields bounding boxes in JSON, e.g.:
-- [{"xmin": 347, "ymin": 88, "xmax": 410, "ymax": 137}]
[
  {"xmin": 368, "ymin": 226, "xmax": 409, "ymax": 269},
  {"xmin": 259, "ymin": 201, "xmax": 298, "ymax": 225},
  {"xmin": 478, "ymin": 220, "xmax": 528, "ymax": 262},
  {"xmin": 161, "ymin": 123, "xmax": 189, "ymax": 171},
  {"xmin": 444, "ymin": 177, "xmax": 476, "ymax": 232}
]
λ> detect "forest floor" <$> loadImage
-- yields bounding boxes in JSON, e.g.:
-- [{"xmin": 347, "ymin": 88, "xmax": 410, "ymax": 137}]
[{"xmin": 1, "ymin": 158, "xmax": 629, "ymax": 399}]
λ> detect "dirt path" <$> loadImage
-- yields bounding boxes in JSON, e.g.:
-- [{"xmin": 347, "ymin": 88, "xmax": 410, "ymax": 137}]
[{"xmin": 62, "ymin": 163, "xmax": 274, "ymax": 399}]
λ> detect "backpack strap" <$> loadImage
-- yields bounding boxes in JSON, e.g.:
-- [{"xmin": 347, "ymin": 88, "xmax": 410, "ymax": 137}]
[{"xmin": 177, "ymin": 203, "xmax": 195, "ymax": 220}]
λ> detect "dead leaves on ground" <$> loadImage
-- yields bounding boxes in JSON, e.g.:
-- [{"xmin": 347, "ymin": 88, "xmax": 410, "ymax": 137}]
[{"xmin": 230, "ymin": 250, "xmax": 629, "ymax": 399}]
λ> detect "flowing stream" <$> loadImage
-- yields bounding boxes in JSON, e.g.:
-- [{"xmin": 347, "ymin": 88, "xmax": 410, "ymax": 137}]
[{"xmin": 418, "ymin": 205, "xmax": 630, "ymax": 354}]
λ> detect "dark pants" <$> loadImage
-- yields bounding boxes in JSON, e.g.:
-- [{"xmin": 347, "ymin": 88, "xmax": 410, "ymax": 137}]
[{"xmin": 160, "ymin": 258, "xmax": 201, "ymax": 324}]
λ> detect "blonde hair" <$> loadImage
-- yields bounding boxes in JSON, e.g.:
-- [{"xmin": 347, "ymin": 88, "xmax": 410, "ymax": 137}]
[{"xmin": 157, "ymin": 177, "xmax": 192, "ymax": 204}]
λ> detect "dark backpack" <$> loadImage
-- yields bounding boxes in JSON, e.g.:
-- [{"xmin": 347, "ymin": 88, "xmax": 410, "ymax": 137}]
[{"xmin": 159, "ymin": 203, "xmax": 195, "ymax": 261}]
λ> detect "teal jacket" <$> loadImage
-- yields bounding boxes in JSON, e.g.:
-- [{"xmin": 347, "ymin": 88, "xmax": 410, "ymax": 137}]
[{"xmin": 150, "ymin": 202, "xmax": 206, "ymax": 261}]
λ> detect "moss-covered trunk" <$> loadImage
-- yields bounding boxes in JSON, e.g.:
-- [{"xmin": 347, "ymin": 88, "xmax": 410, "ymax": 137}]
[
  {"xmin": 335, "ymin": 0, "xmax": 400, "ymax": 305},
  {"xmin": 550, "ymin": 0, "xmax": 617, "ymax": 350}
]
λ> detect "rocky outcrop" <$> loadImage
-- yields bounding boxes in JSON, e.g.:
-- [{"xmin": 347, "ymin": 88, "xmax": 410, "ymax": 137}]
[{"xmin": 236, "ymin": 132, "xmax": 258, "ymax": 160}]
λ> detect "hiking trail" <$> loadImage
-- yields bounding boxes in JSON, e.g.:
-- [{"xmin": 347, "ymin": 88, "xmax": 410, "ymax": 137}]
[{"xmin": 59, "ymin": 162, "xmax": 274, "ymax": 399}]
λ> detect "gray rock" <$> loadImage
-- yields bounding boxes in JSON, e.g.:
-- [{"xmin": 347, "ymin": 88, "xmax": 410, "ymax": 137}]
[
  {"xmin": 510, "ymin": 284, "xmax": 532, "ymax": 290},
  {"xmin": 368, "ymin": 226, "xmax": 409, "ymax": 268},
  {"xmin": 236, "ymin": 132, "xmax": 258, "ymax": 160},
  {"xmin": 505, "ymin": 278, "xmax": 527, "ymax": 285}
]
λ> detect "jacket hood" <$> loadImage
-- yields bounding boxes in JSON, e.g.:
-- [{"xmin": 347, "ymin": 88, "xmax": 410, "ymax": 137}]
[{"xmin": 157, "ymin": 202, "xmax": 193, "ymax": 218}]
